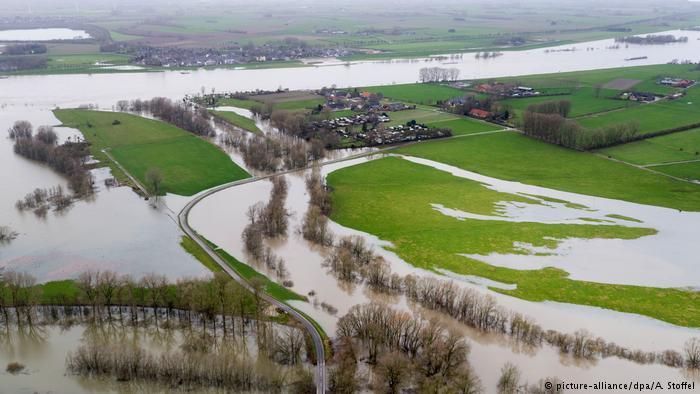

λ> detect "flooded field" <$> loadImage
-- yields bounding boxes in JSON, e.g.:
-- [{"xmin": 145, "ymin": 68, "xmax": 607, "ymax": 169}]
[{"xmin": 0, "ymin": 28, "xmax": 91, "ymax": 41}]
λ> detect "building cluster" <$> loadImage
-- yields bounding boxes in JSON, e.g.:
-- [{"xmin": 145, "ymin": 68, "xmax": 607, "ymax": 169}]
[
  {"xmin": 618, "ymin": 91, "xmax": 658, "ymax": 102},
  {"xmin": 129, "ymin": 44, "xmax": 353, "ymax": 68},
  {"xmin": 659, "ymin": 77, "xmax": 696, "ymax": 88},
  {"xmin": 311, "ymin": 113, "xmax": 391, "ymax": 131},
  {"xmin": 358, "ymin": 124, "xmax": 450, "ymax": 146},
  {"xmin": 321, "ymin": 88, "xmax": 416, "ymax": 112},
  {"xmin": 475, "ymin": 82, "xmax": 540, "ymax": 97}
]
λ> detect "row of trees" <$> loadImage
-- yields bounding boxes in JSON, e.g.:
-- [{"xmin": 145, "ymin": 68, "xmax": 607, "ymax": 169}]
[
  {"xmin": 526, "ymin": 99, "xmax": 571, "ymax": 118},
  {"xmin": 66, "ymin": 336, "xmax": 313, "ymax": 393},
  {"xmin": 418, "ymin": 67, "xmax": 461, "ymax": 83},
  {"xmin": 301, "ymin": 166, "xmax": 334, "ymax": 246},
  {"xmin": 242, "ymin": 177, "xmax": 292, "ymax": 285},
  {"xmin": 521, "ymin": 107, "xmax": 640, "ymax": 150},
  {"xmin": 118, "ymin": 98, "xmax": 215, "ymax": 137},
  {"xmin": 9, "ymin": 121, "xmax": 94, "ymax": 196}
]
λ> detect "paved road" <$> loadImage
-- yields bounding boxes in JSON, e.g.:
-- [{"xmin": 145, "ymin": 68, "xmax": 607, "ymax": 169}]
[{"xmin": 178, "ymin": 185, "xmax": 327, "ymax": 393}]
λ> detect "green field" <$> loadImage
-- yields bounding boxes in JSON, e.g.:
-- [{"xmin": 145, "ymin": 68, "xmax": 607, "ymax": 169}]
[
  {"xmin": 424, "ymin": 118, "xmax": 502, "ymax": 135},
  {"xmin": 652, "ymin": 161, "xmax": 700, "ymax": 182},
  {"xmin": 396, "ymin": 132, "xmax": 700, "ymax": 211},
  {"xmin": 211, "ymin": 110, "xmax": 262, "ymax": 134},
  {"xmin": 363, "ymin": 83, "xmax": 465, "ymax": 105},
  {"xmin": 501, "ymin": 87, "xmax": 637, "ymax": 119},
  {"xmin": 54, "ymin": 109, "xmax": 249, "ymax": 196},
  {"xmin": 218, "ymin": 97, "xmax": 259, "ymax": 109},
  {"xmin": 599, "ymin": 128, "xmax": 700, "ymax": 165},
  {"xmin": 386, "ymin": 106, "xmax": 458, "ymax": 126},
  {"xmin": 327, "ymin": 156, "xmax": 699, "ymax": 327}
]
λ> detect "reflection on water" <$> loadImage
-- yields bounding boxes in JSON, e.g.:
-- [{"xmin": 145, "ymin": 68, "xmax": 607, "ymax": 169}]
[{"xmin": 0, "ymin": 107, "xmax": 209, "ymax": 283}]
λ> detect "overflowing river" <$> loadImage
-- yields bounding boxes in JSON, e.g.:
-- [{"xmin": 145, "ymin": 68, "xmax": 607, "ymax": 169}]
[{"xmin": 1, "ymin": 29, "xmax": 700, "ymax": 390}]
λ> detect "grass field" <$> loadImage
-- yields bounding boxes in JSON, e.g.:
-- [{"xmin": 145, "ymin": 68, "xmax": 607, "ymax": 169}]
[
  {"xmin": 211, "ymin": 110, "xmax": 262, "ymax": 134},
  {"xmin": 327, "ymin": 156, "xmax": 699, "ymax": 327},
  {"xmin": 54, "ymin": 109, "xmax": 248, "ymax": 196},
  {"xmin": 424, "ymin": 118, "xmax": 502, "ymax": 135},
  {"xmin": 598, "ymin": 128, "xmax": 700, "ymax": 165},
  {"xmin": 396, "ymin": 132, "xmax": 700, "ymax": 211},
  {"xmin": 501, "ymin": 87, "xmax": 637, "ymax": 119},
  {"xmin": 386, "ymin": 106, "xmax": 458, "ymax": 126},
  {"xmin": 363, "ymin": 83, "xmax": 465, "ymax": 105},
  {"xmin": 652, "ymin": 161, "xmax": 700, "ymax": 182},
  {"xmin": 577, "ymin": 87, "xmax": 700, "ymax": 136}
]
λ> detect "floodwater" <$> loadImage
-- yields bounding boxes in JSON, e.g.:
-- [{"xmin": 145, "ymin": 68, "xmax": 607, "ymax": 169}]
[
  {"xmin": 188, "ymin": 155, "xmax": 700, "ymax": 390},
  {"xmin": 2, "ymin": 30, "xmax": 700, "ymax": 109},
  {"xmin": 1, "ymin": 28, "xmax": 700, "ymax": 389},
  {"xmin": 0, "ymin": 28, "xmax": 91, "ymax": 41},
  {"xmin": 0, "ymin": 321, "xmax": 294, "ymax": 393},
  {"xmin": 0, "ymin": 107, "xmax": 209, "ymax": 283},
  {"xmin": 400, "ymin": 155, "xmax": 700, "ymax": 289}
]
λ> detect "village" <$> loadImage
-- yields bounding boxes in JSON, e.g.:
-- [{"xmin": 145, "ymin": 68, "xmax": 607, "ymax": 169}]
[{"xmin": 126, "ymin": 42, "xmax": 353, "ymax": 68}]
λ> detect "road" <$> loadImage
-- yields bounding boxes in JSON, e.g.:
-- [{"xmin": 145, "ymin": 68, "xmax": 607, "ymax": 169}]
[{"xmin": 178, "ymin": 183, "xmax": 327, "ymax": 393}]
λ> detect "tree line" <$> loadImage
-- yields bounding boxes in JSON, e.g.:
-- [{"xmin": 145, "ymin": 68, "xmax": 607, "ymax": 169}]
[
  {"xmin": 301, "ymin": 165, "xmax": 334, "ymax": 246},
  {"xmin": 242, "ymin": 177, "xmax": 293, "ymax": 286},
  {"xmin": 521, "ymin": 99, "xmax": 640, "ymax": 150},
  {"xmin": 9, "ymin": 121, "xmax": 94, "ymax": 196},
  {"xmin": 418, "ymin": 67, "xmax": 461, "ymax": 83},
  {"xmin": 0, "ymin": 268, "xmax": 314, "ymax": 393},
  {"xmin": 117, "ymin": 97, "xmax": 215, "ymax": 137}
]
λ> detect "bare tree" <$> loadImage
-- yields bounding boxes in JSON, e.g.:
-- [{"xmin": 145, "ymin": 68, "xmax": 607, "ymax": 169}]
[
  {"xmin": 145, "ymin": 167, "xmax": 164, "ymax": 197},
  {"xmin": 497, "ymin": 363, "xmax": 521, "ymax": 394},
  {"xmin": 685, "ymin": 338, "xmax": 700, "ymax": 369}
]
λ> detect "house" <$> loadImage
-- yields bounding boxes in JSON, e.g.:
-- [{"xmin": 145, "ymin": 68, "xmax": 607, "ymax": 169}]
[{"xmin": 469, "ymin": 108, "xmax": 492, "ymax": 119}]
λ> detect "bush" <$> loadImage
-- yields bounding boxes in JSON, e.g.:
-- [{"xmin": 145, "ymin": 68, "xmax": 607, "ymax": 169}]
[{"xmin": 6, "ymin": 362, "xmax": 25, "ymax": 374}]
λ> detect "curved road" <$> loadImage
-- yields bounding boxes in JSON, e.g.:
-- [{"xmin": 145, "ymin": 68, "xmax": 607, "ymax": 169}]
[{"xmin": 178, "ymin": 181, "xmax": 327, "ymax": 393}]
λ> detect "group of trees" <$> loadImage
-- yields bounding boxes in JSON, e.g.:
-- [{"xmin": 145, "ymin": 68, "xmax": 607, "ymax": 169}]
[
  {"xmin": 0, "ymin": 56, "xmax": 47, "ymax": 72},
  {"xmin": 216, "ymin": 116, "xmax": 322, "ymax": 173},
  {"xmin": 615, "ymin": 34, "xmax": 688, "ymax": 44},
  {"xmin": 15, "ymin": 186, "xmax": 72, "ymax": 217},
  {"xmin": 332, "ymin": 303, "xmax": 481, "ymax": 393},
  {"xmin": 66, "ymin": 338, "xmax": 313, "ymax": 393},
  {"xmin": 118, "ymin": 97, "xmax": 215, "ymax": 137},
  {"xmin": 526, "ymin": 100, "xmax": 571, "ymax": 117},
  {"xmin": 2, "ymin": 43, "xmax": 47, "ymax": 55},
  {"xmin": 2, "ymin": 266, "xmax": 316, "ymax": 392},
  {"xmin": 521, "ymin": 100, "xmax": 640, "ymax": 150},
  {"xmin": 9, "ymin": 121, "xmax": 94, "ymax": 196},
  {"xmin": 418, "ymin": 67, "xmax": 460, "ymax": 83},
  {"xmin": 241, "ymin": 177, "xmax": 292, "ymax": 284},
  {"xmin": 301, "ymin": 166, "xmax": 334, "ymax": 246},
  {"xmin": 0, "ymin": 226, "xmax": 18, "ymax": 243}
]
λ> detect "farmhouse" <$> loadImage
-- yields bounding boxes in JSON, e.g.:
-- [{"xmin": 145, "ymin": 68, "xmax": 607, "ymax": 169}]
[{"xmin": 469, "ymin": 108, "xmax": 492, "ymax": 119}]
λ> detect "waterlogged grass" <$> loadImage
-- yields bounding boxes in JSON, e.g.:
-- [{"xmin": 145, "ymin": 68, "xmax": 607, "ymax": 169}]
[
  {"xmin": 396, "ymin": 132, "xmax": 700, "ymax": 211},
  {"xmin": 362, "ymin": 83, "xmax": 465, "ymax": 105},
  {"xmin": 211, "ymin": 110, "xmax": 262, "ymax": 134},
  {"xmin": 327, "ymin": 156, "xmax": 700, "ymax": 327},
  {"xmin": 180, "ymin": 236, "xmax": 222, "ymax": 273},
  {"xmin": 201, "ymin": 239, "xmax": 306, "ymax": 302},
  {"xmin": 599, "ymin": 128, "xmax": 700, "ymax": 165},
  {"xmin": 54, "ymin": 109, "xmax": 248, "ymax": 196}
]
